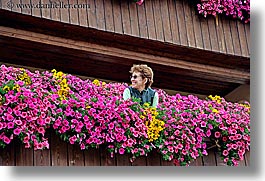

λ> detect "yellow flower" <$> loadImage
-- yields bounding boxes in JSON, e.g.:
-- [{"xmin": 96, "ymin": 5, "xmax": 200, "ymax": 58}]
[
  {"xmin": 143, "ymin": 102, "xmax": 150, "ymax": 107},
  {"xmin": 140, "ymin": 115, "xmax": 145, "ymax": 120},
  {"xmin": 58, "ymin": 89, "xmax": 63, "ymax": 96},
  {"xmin": 12, "ymin": 84, "xmax": 20, "ymax": 92},
  {"xmin": 92, "ymin": 79, "xmax": 100, "ymax": 86},
  {"xmin": 3, "ymin": 85, "xmax": 10, "ymax": 91},
  {"xmin": 86, "ymin": 105, "xmax": 91, "ymax": 109},
  {"xmin": 212, "ymin": 109, "xmax": 219, "ymax": 114},
  {"xmin": 208, "ymin": 95, "xmax": 222, "ymax": 104},
  {"xmin": 57, "ymin": 71, "xmax": 64, "ymax": 77}
]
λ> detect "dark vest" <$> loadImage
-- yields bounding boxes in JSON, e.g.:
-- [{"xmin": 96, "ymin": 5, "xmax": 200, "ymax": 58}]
[{"xmin": 128, "ymin": 86, "xmax": 156, "ymax": 106}]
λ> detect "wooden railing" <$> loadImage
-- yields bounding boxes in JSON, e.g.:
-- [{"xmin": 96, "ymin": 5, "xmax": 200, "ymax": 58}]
[{"xmin": 0, "ymin": 130, "xmax": 250, "ymax": 166}]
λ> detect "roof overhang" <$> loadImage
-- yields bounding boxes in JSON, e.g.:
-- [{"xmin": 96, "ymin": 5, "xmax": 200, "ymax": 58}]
[{"xmin": 0, "ymin": 10, "xmax": 250, "ymax": 96}]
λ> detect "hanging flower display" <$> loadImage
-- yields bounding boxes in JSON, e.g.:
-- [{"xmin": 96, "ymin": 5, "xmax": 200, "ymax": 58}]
[{"xmin": 0, "ymin": 64, "xmax": 250, "ymax": 166}]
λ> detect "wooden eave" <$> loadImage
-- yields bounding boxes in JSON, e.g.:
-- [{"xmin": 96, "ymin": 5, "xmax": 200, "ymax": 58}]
[{"xmin": 0, "ymin": 10, "xmax": 250, "ymax": 96}]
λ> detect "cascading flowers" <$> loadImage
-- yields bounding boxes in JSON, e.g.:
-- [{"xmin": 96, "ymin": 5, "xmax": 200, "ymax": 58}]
[{"xmin": 0, "ymin": 64, "xmax": 250, "ymax": 166}]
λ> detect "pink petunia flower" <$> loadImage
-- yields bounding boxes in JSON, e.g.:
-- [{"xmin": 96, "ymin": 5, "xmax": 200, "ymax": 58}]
[
  {"xmin": 14, "ymin": 128, "xmax": 22, "ymax": 135},
  {"xmin": 214, "ymin": 131, "xmax": 221, "ymax": 138},
  {"xmin": 222, "ymin": 150, "xmax": 229, "ymax": 156},
  {"xmin": 119, "ymin": 147, "xmax": 125, "ymax": 154}
]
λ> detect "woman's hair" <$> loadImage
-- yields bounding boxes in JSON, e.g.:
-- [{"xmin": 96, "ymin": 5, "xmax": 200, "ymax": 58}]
[{"xmin": 129, "ymin": 64, "xmax": 154, "ymax": 88}]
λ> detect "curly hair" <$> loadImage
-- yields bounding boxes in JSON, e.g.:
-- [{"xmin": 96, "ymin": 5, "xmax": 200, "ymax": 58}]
[{"xmin": 129, "ymin": 64, "xmax": 154, "ymax": 88}]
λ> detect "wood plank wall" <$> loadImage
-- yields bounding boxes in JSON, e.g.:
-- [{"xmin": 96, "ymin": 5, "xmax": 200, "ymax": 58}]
[
  {"xmin": 0, "ymin": 0, "xmax": 250, "ymax": 57},
  {"xmin": 0, "ymin": 130, "xmax": 250, "ymax": 166}
]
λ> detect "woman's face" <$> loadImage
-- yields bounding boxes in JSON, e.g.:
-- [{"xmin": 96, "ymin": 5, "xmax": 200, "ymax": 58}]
[{"xmin": 130, "ymin": 71, "xmax": 146, "ymax": 90}]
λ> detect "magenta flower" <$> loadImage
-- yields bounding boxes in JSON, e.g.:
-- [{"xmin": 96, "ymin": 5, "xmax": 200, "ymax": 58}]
[
  {"xmin": 223, "ymin": 150, "xmax": 229, "ymax": 156},
  {"xmin": 3, "ymin": 136, "xmax": 11, "ymax": 144},
  {"xmin": 119, "ymin": 147, "xmax": 125, "ymax": 154},
  {"xmin": 136, "ymin": 0, "xmax": 144, "ymax": 6},
  {"xmin": 214, "ymin": 131, "xmax": 221, "ymax": 138},
  {"xmin": 13, "ymin": 128, "xmax": 22, "ymax": 135}
]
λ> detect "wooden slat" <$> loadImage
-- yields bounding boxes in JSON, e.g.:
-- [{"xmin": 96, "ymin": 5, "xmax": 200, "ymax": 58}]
[
  {"xmin": 87, "ymin": 0, "xmax": 97, "ymax": 28},
  {"xmin": 202, "ymin": 150, "xmax": 216, "ymax": 166},
  {"xmin": 175, "ymin": 0, "xmax": 188, "ymax": 46},
  {"xmin": 100, "ymin": 145, "xmax": 116, "ymax": 166},
  {"xmin": 131, "ymin": 156, "xmax": 147, "ymax": 166},
  {"xmin": 68, "ymin": 144, "xmax": 85, "ymax": 166},
  {"xmin": 34, "ymin": 149, "xmax": 51, "ymax": 166},
  {"xmin": 244, "ymin": 23, "xmax": 250, "ymax": 56},
  {"xmin": 1, "ymin": 0, "xmax": 10, "ymax": 10},
  {"xmin": 215, "ymin": 152, "xmax": 227, "ymax": 166},
  {"xmin": 207, "ymin": 16, "xmax": 219, "ymax": 52},
  {"xmin": 34, "ymin": 129, "xmax": 51, "ymax": 166},
  {"xmin": 245, "ymin": 151, "xmax": 250, "ymax": 166},
  {"xmin": 190, "ymin": 2, "xmax": 203, "ymax": 49},
  {"xmin": 112, "ymin": 0, "xmax": 123, "ymax": 34},
  {"xmin": 84, "ymin": 147, "xmax": 101, "ymax": 166},
  {"xmin": 30, "ymin": 0, "xmax": 42, "ymax": 18},
  {"xmin": 200, "ymin": 17, "xmax": 211, "ymax": 51},
  {"xmin": 167, "ymin": 0, "xmax": 180, "ymax": 44},
  {"xmin": 182, "ymin": 0, "xmax": 195, "ymax": 47},
  {"xmin": 41, "ymin": 0, "xmax": 51, "ymax": 19},
  {"xmin": 144, "ymin": 0, "xmax": 156, "ymax": 40},
  {"xmin": 137, "ymin": 2, "xmax": 148, "ymax": 38},
  {"xmin": 230, "ymin": 20, "xmax": 242, "ymax": 56},
  {"xmin": 237, "ymin": 21, "xmax": 249, "ymax": 57},
  {"xmin": 238, "ymin": 158, "xmax": 246, "ymax": 166},
  {"xmin": 128, "ymin": 2, "xmax": 140, "ymax": 36},
  {"xmin": 60, "ymin": 0, "xmax": 70, "ymax": 23},
  {"xmin": 116, "ymin": 153, "xmax": 131, "ymax": 166},
  {"xmin": 11, "ymin": 0, "xmax": 22, "ymax": 13},
  {"xmin": 120, "ymin": 0, "xmax": 131, "ymax": 34},
  {"xmin": 50, "ymin": 131, "xmax": 68, "ymax": 166},
  {"xmin": 78, "ymin": 0, "xmax": 89, "ymax": 27},
  {"xmin": 152, "ymin": 0, "xmax": 164, "ymax": 41},
  {"xmin": 49, "ymin": 0, "xmax": 61, "ymax": 21},
  {"xmin": 95, "ymin": 0, "xmax": 105, "ymax": 30},
  {"xmin": 20, "ymin": 0, "xmax": 31, "ymax": 15},
  {"xmin": 0, "ymin": 142, "xmax": 15, "ymax": 166},
  {"xmin": 161, "ymin": 156, "xmax": 175, "ymax": 166},
  {"xmin": 189, "ymin": 157, "xmax": 203, "ymax": 166},
  {"xmin": 160, "ymin": 0, "xmax": 172, "ymax": 43},
  {"xmin": 69, "ymin": 0, "xmax": 79, "ymax": 25},
  {"xmin": 15, "ymin": 142, "xmax": 34, "ymax": 166},
  {"xmin": 146, "ymin": 150, "xmax": 161, "ymax": 166},
  {"xmin": 215, "ymin": 15, "xmax": 226, "ymax": 53},
  {"xmin": 222, "ymin": 17, "xmax": 234, "ymax": 55},
  {"xmin": 103, "ymin": 0, "xmax": 114, "ymax": 32}
]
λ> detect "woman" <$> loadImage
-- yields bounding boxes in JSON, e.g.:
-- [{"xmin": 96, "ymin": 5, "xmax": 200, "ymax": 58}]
[{"xmin": 123, "ymin": 64, "xmax": 159, "ymax": 108}]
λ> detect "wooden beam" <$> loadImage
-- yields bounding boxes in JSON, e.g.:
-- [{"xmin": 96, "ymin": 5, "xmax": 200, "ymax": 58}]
[
  {"xmin": 0, "ymin": 9, "xmax": 250, "ymax": 72},
  {"xmin": 0, "ymin": 26, "xmax": 250, "ymax": 85}
]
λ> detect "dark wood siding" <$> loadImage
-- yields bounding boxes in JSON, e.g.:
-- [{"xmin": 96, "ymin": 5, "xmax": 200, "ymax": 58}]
[
  {"xmin": 0, "ymin": 130, "xmax": 250, "ymax": 166},
  {"xmin": 0, "ymin": 0, "xmax": 250, "ymax": 57}
]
